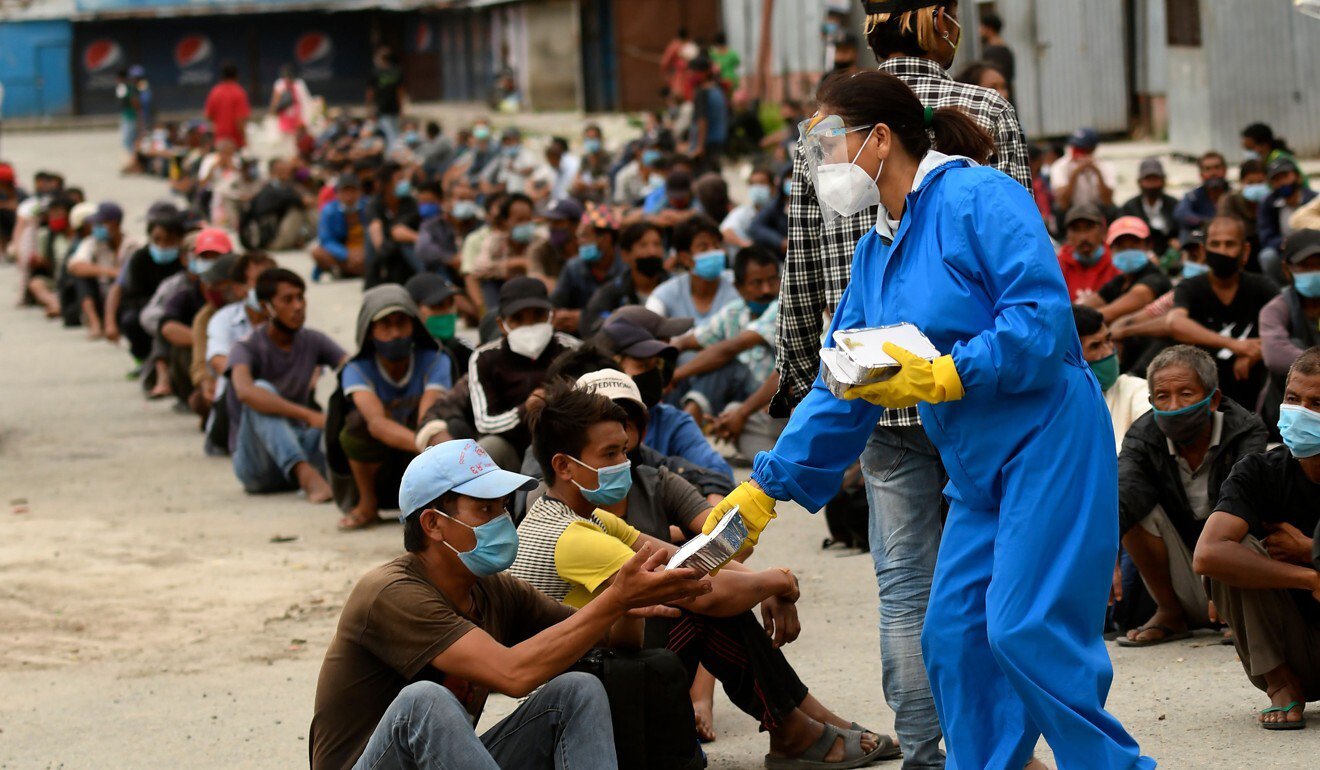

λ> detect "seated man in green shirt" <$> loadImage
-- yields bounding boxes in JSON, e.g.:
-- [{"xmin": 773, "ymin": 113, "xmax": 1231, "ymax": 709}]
[
  {"xmin": 511, "ymin": 381, "xmax": 899, "ymax": 768},
  {"xmin": 309, "ymin": 438, "xmax": 709, "ymax": 769}
]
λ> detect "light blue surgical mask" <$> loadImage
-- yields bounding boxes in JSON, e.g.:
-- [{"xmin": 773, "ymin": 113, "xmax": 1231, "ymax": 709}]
[
  {"xmin": 394, "ymin": 179, "xmax": 413, "ymax": 198},
  {"xmin": 149, "ymin": 244, "xmax": 180, "ymax": 265},
  {"xmin": 748, "ymin": 184, "xmax": 772, "ymax": 208},
  {"xmin": 782, "ymin": 179, "xmax": 793, "ymax": 197},
  {"xmin": 190, "ymin": 257, "xmax": 215, "ymax": 276},
  {"xmin": 1278, "ymin": 405, "xmax": 1320, "ymax": 459},
  {"xmin": 510, "ymin": 222, "xmax": 536, "ymax": 244},
  {"xmin": 569, "ymin": 456, "xmax": 633, "ymax": 506},
  {"xmin": 584, "ymin": 138, "xmax": 602, "ymax": 154},
  {"xmin": 579, "ymin": 243, "xmax": 602, "ymax": 263},
  {"xmin": 1113, "ymin": 249, "xmax": 1149, "ymax": 274},
  {"xmin": 503, "ymin": 145, "xmax": 520, "ymax": 158},
  {"xmin": 1243, "ymin": 150, "xmax": 1261, "ymax": 161},
  {"xmin": 440, "ymin": 511, "xmax": 520, "ymax": 576},
  {"xmin": 92, "ymin": 224, "xmax": 110, "ymax": 242},
  {"xmin": 1182, "ymin": 261, "xmax": 1210, "ymax": 280},
  {"xmin": 692, "ymin": 249, "xmax": 725, "ymax": 280},
  {"xmin": 245, "ymin": 287, "xmax": 262, "ymax": 312},
  {"xmin": 452, "ymin": 200, "xmax": 481, "ymax": 220},
  {"xmin": 1293, "ymin": 270, "xmax": 1320, "ymax": 298},
  {"xmin": 1242, "ymin": 183, "xmax": 1271, "ymax": 203},
  {"xmin": 642, "ymin": 149, "xmax": 662, "ymax": 167}
]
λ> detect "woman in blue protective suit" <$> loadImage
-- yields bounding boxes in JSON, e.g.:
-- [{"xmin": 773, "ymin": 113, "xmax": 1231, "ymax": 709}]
[{"xmin": 700, "ymin": 72, "xmax": 1155, "ymax": 770}]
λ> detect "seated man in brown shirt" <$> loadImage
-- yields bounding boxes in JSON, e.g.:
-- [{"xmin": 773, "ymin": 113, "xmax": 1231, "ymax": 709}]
[{"xmin": 309, "ymin": 438, "xmax": 709, "ymax": 769}]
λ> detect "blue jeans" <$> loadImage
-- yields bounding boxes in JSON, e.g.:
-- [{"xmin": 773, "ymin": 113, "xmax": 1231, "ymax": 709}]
[
  {"xmin": 378, "ymin": 114, "xmax": 401, "ymax": 149},
  {"xmin": 352, "ymin": 673, "xmax": 616, "ymax": 770},
  {"xmin": 860, "ymin": 423, "xmax": 947, "ymax": 770},
  {"xmin": 231, "ymin": 381, "xmax": 324, "ymax": 493}
]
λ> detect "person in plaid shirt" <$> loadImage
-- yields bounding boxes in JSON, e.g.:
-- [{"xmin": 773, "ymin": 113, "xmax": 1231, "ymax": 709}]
[{"xmin": 770, "ymin": 2, "xmax": 1030, "ymax": 768}]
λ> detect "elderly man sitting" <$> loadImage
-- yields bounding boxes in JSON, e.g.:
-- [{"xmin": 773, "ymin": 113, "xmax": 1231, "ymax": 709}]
[
  {"xmin": 1116, "ymin": 345, "xmax": 1267, "ymax": 647},
  {"xmin": 1194, "ymin": 347, "xmax": 1320, "ymax": 730}
]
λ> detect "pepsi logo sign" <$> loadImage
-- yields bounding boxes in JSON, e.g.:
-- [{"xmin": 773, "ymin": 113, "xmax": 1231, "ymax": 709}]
[
  {"xmin": 295, "ymin": 32, "xmax": 333, "ymax": 66},
  {"xmin": 83, "ymin": 39, "xmax": 124, "ymax": 74},
  {"xmin": 175, "ymin": 35, "xmax": 213, "ymax": 69}
]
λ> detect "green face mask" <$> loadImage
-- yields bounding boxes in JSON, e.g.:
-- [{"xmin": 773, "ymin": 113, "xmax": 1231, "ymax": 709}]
[
  {"xmin": 425, "ymin": 313, "xmax": 458, "ymax": 340},
  {"xmin": 1088, "ymin": 353, "xmax": 1120, "ymax": 392}
]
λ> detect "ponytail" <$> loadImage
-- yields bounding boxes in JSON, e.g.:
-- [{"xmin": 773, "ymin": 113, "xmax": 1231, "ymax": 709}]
[
  {"xmin": 928, "ymin": 107, "xmax": 994, "ymax": 165},
  {"xmin": 816, "ymin": 70, "xmax": 995, "ymax": 166}
]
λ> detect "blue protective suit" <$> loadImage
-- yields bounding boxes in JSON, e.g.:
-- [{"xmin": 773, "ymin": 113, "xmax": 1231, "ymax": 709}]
[{"xmin": 753, "ymin": 154, "xmax": 1154, "ymax": 770}]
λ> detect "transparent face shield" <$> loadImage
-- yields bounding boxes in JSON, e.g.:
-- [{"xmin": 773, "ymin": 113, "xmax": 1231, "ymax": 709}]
[{"xmin": 799, "ymin": 113, "xmax": 878, "ymax": 225}]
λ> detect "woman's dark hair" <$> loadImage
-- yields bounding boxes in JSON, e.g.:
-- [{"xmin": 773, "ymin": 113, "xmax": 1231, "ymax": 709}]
[
  {"xmin": 619, "ymin": 221, "xmax": 661, "ymax": 253},
  {"xmin": 529, "ymin": 380, "xmax": 628, "ymax": 484},
  {"xmin": 1241, "ymin": 122, "xmax": 1293, "ymax": 155},
  {"xmin": 1072, "ymin": 304, "xmax": 1104, "ymax": 339},
  {"xmin": 815, "ymin": 70, "xmax": 994, "ymax": 165},
  {"xmin": 672, "ymin": 214, "xmax": 722, "ymax": 254},
  {"xmin": 254, "ymin": 267, "xmax": 306, "ymax": 303},
  {"xmin": 497, "ymin": 192, "xmax": 533, "ymax": 224},
  {"xmin": 953, "ymin": 62, "xmax": 995, "ymax": 89},
  {"xmin": 864, "ymin": 1, "xmax": 957, "ymax": 59}
]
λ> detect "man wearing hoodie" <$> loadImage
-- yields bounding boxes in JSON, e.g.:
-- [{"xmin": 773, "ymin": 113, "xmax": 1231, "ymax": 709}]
[{"xmin": 335, "ymin": 285, "xmax": 455, "ymax": 530}]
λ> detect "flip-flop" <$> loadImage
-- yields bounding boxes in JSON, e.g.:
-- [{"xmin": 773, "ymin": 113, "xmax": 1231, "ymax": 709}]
[
  {"xmin": 765, "ymin": 723, "xmax": 898, "ymax": 769},
  {"xmin": 1115, "ymin": 624, "xmax": 1192, "ymax": 647},
  {"xmin": 1261, "ymin": 701, "xmax": 1307, "ymax": 730}
]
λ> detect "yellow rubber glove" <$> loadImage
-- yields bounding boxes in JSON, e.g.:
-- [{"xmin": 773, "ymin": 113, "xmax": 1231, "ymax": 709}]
[
  {"xmin": 842, "ymin": 342, "xmax": 965, "ymax": 409},
  {"xmin": 702, "ymin": 481, "xmax": 778, "ymax": 548}
]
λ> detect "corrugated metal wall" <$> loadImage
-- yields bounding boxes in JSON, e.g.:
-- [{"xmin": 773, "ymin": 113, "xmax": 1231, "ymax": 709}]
[
  {"xmin": 721, "ymin": 0, "xmax": 826, "ymax": 78},
  {"xmin": 991, "ymin": 0, "xmax": 1129, "ymax": 137},
  {"xmin": 1188, "ymin": 0, "xmax": 1320, "ymax": 156}
]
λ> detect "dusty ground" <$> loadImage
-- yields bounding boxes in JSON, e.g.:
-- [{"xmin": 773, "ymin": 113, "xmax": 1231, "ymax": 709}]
[{"xmin": 1, "ymin": 125, "xmax": 1317, "ymax": 769}]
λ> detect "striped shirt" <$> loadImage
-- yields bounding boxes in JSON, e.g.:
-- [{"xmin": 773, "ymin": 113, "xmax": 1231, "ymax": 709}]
[{"xmin": 510, "ymin": 496, "xmax": 640, "ymax": 608}]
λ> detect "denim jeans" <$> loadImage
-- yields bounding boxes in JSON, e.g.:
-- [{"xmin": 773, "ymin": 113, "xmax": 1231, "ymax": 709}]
[
  {"xmin": 231, "ymin": 381, "xmax": 324, "ymax": 493},
  {"xmin": 860, "ymin": 423, "xmax": 947, "ymax": 770},
  {"xmin": 352, "ymin": 672, "xmax": 616, "ymax": 770}
]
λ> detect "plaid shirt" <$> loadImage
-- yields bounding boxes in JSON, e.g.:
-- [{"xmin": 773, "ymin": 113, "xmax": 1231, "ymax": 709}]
[{"xmin": 772, "ymin": 57, "xmax": 1032, "ymax": 424}]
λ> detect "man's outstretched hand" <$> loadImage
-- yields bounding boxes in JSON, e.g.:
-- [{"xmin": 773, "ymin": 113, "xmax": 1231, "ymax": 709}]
[{"xmin": 609, "ymin": 543, "xmax": 711, "ymax": 612}]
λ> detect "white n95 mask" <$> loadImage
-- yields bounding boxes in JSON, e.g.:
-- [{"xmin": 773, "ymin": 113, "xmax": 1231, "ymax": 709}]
[{"xmin": 507, "ymin": 322, "xmax": 554, "ymax": 360}]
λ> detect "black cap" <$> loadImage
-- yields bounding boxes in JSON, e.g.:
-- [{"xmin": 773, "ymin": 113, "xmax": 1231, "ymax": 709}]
[
  {"xmin": 91, "ymin": 201, "xmax": 124, "ymax": 223},
  {"xmin": 594, "ymin": 319, "xmax": 676, "ymax": 359},
  {"xmin": 1182, "ymin": 228, "xmax": 1206, "ymax": 248},
  {"xmin": 1283, "ymin": 229, "xmax": 1320, "ymax": 264},
  {"xmin": 498, "ymin": 276, "xmax": 552, "ymax": 317},
  {"xmin": 336, "ymin": 173, "xmax": 361, "ymax": 190},
  {"xmin": 1064, "ymin": 203, "xmax": 1106, "ymax": 227},
  {"xmin": 201, "ymin": 253, "xmax": 239, "ymax": 284},
  {"xmin": 405, "ymin": 272, "xmax": 461, "ymax": 307},
  {"xmin": 605, "ymin": 305, "xmax": 693, "ymax": 339},
  {"xmin": 543, "ymin": 198, "xmax": 584, "ymax": 222},
  {"xmin": 1266, "ymin": 157, "xmax": 1300, "ymax": 179}
]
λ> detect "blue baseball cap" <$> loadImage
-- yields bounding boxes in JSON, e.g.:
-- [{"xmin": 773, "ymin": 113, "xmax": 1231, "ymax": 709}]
[{"xmin": 398, "ymin": 439, "xmax": 537, "ymax": 522}]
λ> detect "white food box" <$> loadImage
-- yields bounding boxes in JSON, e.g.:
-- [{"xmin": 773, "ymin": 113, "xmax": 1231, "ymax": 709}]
[{"xmin": 819, "ymin": 323, "xmax": 942, "ymax": 397}]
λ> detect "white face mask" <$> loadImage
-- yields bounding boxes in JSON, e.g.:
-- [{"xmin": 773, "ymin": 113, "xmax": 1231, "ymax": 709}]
[
  {"xmin": 815, "ymin": 127, "xmax": 882, "ymax": 219},
  {"xmin": 506, "ymin": 321, "xmax": 554, "ymax": 359}
]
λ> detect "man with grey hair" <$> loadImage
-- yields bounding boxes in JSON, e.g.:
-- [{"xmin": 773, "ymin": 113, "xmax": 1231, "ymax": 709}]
[{"xmin": 1115, "ymin": 345, "xmax": 1267, "ymax": 646}]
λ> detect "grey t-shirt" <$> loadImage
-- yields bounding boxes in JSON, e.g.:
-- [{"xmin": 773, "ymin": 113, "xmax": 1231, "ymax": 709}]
[{"xmin": 225, "ymin": 325, "xmax": 346, "ymax": 451}]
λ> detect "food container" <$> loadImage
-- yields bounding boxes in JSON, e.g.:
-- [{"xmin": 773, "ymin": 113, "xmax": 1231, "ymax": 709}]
[{"xmin": 819, "ymin": 323, "xmax": 942, "ymax": 398}]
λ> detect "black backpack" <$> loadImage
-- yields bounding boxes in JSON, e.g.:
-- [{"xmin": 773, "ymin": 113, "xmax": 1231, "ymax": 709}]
[
  {"xmin": 572, "ymin": 648, "xmax": 705, "ymax": 770},
  {"xmin": 822, "ymin": 484, "xmax": 869, "ymax": 551}
]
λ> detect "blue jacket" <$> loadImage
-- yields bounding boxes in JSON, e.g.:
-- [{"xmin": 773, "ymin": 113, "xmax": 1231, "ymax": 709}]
[
  {"xmin": 1258, "ymin": 186, "xmax": 1318, "ymax": 251},
  {"xmin": 645, "ymin": 403, "xmax": 733, "ymax": 479},
  {"xmin": 317, "ymin": 199, "xmax": 371, "ymax": 261},
  {"xmin": 1173, "ymin": 185, "xmax": 1219, "ymax": 242},
  {"xmin": 753, "ymin": 154, "xmax": 1109, "ymax": 512}
]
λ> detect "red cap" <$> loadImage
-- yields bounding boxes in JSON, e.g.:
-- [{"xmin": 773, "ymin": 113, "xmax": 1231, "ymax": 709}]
[
  {"xmin": 0, "ymin": 164, "xmax": 14, "ymax": 184},
  {"xmin": 1106, "ymin": 216, "xmax": 1150, "ymax": 246},
  {"xmin": 193, "ymin": 227, "xmax": 234, "ymax": 256}
]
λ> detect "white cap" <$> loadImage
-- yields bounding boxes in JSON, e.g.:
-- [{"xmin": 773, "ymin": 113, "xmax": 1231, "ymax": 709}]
[{"xmin": 576, "ymin": 369, "xmax": 645, "ymax": 410}]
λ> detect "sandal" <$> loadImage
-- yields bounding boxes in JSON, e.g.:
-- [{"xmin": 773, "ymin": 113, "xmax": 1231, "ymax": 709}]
[
  {"xmin": 850, "ymin": 724, "xmax": 902, "ymax": 760},
  {"xmin": 1115, "ymin": 624, "xmax": 1191, "ymax": 647},
  {"xmin": 765, "ymin": 723, "xmax": 897, "ymax": 769},
  {"xmin": 1261, "ymin": 701, "xmax": 1307, "ymax": 730}
]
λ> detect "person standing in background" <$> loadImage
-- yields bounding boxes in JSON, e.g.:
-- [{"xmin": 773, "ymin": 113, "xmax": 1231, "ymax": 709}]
[
  {"xmin": 268, "ymin": 65, "xmax": 311, "ymax": 145},
  {"xmin": 204, "ymin": 63, "xmax": 251, "ymax": 151},
  {"xmin": 978, "ymin": 12, "xmax": 1015, "ymax": 104},
  {"xmin": 116, "ymin": 68, "xmax": 143, "ymax": 174},
  {"xmin": 368, "ymin": 47, "xmax": 406, "ymax": 148}
]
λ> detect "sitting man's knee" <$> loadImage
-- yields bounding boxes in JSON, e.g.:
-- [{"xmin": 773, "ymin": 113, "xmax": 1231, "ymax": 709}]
[
  {"xmin": 542, "ymin": 671, "xmax": 609, "ymax": 714},
  {"xmin": 253, "ymin": 378, "xmax": 280, "ymax": 395},
  {"xmin": 394, "ymin": 681, "xmax": 468, "ymax": 722}
]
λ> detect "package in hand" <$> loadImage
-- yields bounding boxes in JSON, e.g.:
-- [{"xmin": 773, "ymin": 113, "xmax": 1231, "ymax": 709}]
[
  {"xmin": 666, "ymin": 508, "xmax": 748, "ymax": 576},
  {"xmin": 820, "ymin": 322, "xmax": 942, "ymax": 397}
]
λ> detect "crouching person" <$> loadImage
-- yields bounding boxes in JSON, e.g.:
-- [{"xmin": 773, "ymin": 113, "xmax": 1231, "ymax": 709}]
[
  {"xmin": 309, "ymin": 439, "xmax": 711, "ymax": 769},
  {"xmin": 333, "ymin": 285, "xmax": 454, "ymax": 530},
  {"xmin": 1194, "ymin": 347, "xmax": 1320, "ymax": 730}
]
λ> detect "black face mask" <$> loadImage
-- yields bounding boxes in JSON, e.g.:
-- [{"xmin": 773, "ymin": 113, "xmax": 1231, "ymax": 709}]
[
  {"xmin": 1205, "ymin": 249, "xmax": 1241, "ymax": 279},
  {"xmin": 634, "ymin": 256, "xmax": 665, "ymax": 278},
  {"xmin": 632, "ymin": 367, "xmax": 665, "ymax": 409},
  {"xmin": 375, "ymin": 336, "xmax": 415, "ymax": 362}
]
